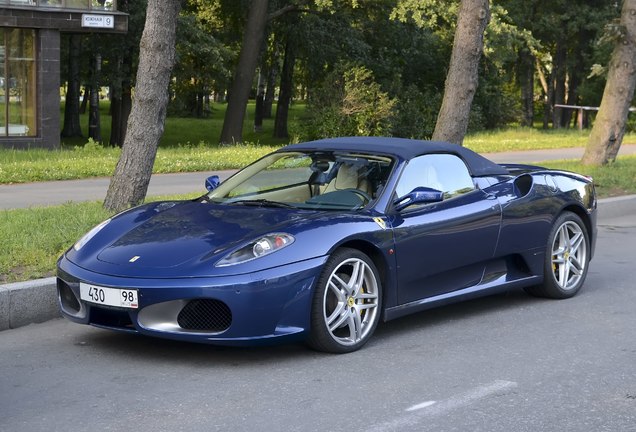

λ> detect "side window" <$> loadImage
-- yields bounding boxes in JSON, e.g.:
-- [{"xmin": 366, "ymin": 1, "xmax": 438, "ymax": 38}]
[{"xmin": 395, "ymin": 154, "xmax": 475, "ymax": 199}]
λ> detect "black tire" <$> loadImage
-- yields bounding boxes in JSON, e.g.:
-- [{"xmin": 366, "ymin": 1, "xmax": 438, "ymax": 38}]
[
  {"xmin": 307, "ymin": 248, "xmax": 382, "ymax": 353},
  {"xmin": 524, "ymin": 211, "xmax": 590, "ymax": 299}
]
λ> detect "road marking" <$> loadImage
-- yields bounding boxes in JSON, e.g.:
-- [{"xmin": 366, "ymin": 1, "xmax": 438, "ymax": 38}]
[
  {"xmin": 405, "ymin": 401, "xmax": 436, "ymax": 411},
  {"xmin": 370, "ymin": 380, "xmax": 518, "ymax": 432}
]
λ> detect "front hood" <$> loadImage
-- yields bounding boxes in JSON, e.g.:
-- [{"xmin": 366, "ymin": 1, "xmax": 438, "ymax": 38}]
[
  {"xmin": 98, "ymin": 201, "xmax": 305, "ymax": 268},
  {"xmin": 69, "ymin": 201, "xmax": 313, "ymax": 277}
]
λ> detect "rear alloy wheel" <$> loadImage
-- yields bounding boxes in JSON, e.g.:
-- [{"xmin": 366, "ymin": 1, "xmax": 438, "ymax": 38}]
[
  {"xmin": 525, "ymin": 212, "xmax": 590, "ymax": 299},
  {"xmin": 307, "ymin": 248, "xmax": 382, "ymax": 353}
]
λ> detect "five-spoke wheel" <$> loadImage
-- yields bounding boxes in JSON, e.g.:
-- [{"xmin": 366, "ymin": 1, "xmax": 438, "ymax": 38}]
[
  {"xmin": 525, "ymin": 211, "xmax": 590, "ymax": 299},
  {"xmin": 307, "ymin": 248, "xmax": 382, "ymax": 353}
]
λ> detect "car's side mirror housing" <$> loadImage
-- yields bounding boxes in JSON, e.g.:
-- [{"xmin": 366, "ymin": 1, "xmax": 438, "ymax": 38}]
[
  {"xmin": 393, "ymin": 187, "xmax": 444, "ymax": 211},
  {"xmin": 205, "ymin": 175, "xmax": 220, "ymax": 192}
]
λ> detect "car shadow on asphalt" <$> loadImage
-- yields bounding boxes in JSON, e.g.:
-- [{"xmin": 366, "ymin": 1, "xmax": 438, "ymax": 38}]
[
  {"xmin": 373, "ymin": 288, "xmax": 542, "ymax": 340},
  {"xmin": 71, "ymin": 288, "xmax": 553, "ymax": 366}
]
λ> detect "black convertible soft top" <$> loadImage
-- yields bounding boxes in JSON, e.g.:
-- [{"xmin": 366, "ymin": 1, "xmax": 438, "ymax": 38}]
[{"xmin": 281, "ymin": 137, "xmax": 509, "ymax": 177}]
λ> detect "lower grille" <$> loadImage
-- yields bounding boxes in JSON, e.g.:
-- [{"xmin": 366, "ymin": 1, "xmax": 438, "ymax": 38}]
[
  {"xmin": 91, "ymin": 307, "xmax": 134, "ymax": 329},
  {"xmin": 177, "ymin": 299, "xmax": 232, "ymax": 332}
]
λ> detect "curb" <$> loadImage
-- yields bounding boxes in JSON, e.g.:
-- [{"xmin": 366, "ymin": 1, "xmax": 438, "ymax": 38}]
[
  {"xmin": 2, "ymin": 195, "xmax": 635, "ymax": 332},
  {"xmin": 597, "ymin": 194, "xmax": 636, "ymax": 220},
  {"xmin": 0, "ymin": 277, "xmax": 59, "ymax": 331}
]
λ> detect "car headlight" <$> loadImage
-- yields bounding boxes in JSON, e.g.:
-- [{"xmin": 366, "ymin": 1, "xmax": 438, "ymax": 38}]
[
  {"xmin": 73, "ymin": 218, "xmax": 111, "ymax": 251},
  {"xmin": 216, "ymin": 233, "xmax": 295, "ymax": 267}
]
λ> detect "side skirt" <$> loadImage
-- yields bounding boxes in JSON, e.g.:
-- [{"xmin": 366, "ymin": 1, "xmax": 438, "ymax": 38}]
[{"xmin": 383, "ymin": 275, "xmax": 542, "ymax": 321}]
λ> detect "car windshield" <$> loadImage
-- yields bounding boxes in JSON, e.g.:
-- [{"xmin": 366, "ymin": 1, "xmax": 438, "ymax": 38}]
[{"xmin": 207, "ymin": 151, "xmax": 394, "ymax": 210}]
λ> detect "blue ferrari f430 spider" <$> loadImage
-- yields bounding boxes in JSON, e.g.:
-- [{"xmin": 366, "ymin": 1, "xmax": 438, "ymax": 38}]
[{"xmin": 57, "ymin": 137, "xmax": 596, "ymax": 353}]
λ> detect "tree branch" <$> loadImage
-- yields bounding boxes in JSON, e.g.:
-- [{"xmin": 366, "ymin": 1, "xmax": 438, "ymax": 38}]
[
  {"xmin": 268, "ymin": 1, "xmax": 316, "ymax": 21},
  {"xmin": 268, "ymin": 5, "xmax": 298, "ymax": 21}
]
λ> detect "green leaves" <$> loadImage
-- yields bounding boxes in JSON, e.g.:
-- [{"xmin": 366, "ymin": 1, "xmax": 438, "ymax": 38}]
[{"xmin": 300, "ymin": 64, "xmax": 395, "ymax": 139}]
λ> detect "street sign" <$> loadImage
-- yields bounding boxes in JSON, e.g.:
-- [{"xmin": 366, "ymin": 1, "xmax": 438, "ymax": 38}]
[{"xmin": 81, "ymin": 14, "xmax": 115, "ymax": 29}]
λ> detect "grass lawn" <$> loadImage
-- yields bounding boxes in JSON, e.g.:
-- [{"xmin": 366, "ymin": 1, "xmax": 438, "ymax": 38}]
[
  {"xmin": 463, "ymin": 128, "xmax": 631, "ymax": 153},
  {"xmin": 0, "ymin": 201, "xmax": 111, "ymax": 283},
  {"xmin": 59, "ymin": 100, "xmax": 302, "ymax": 149},
  {"xmin": 543, "ymin": 156, "xmax": 636, "ymax": 198}
]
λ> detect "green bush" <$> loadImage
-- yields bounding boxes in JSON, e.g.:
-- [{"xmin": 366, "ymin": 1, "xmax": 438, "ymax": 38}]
[
  {"xmin": 392, "ymin": 84, "xmax": 441, "ymax": 139},
  {"xmin": 300, "ymin": 64, "xmax": 395, "ymax": 140}
]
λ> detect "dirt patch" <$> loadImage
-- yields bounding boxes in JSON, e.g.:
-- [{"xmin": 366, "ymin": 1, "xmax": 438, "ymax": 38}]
[{"xmin": 1, "ymin": 267, "xmax": 55, "ymax": 284}]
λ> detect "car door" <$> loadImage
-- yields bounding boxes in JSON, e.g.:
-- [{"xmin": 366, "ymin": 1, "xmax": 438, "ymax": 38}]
[{"xmin": 390, "ymin": 154, "xmax": 502, "ymax": 304}]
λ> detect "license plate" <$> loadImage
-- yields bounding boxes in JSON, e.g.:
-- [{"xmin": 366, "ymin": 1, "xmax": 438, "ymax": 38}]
[{"xmin": 80, "ymin": 282, "xmax": 138, "ymax": 309}]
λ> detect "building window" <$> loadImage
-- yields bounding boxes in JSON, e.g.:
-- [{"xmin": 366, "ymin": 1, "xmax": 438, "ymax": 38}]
[
  {"xmin": 0, "ymin": 0, "xmax": 116, "ymax": 10},
  {"xmin": 0, "ymin": 28, "xmax": 37, "ymax": 137}
]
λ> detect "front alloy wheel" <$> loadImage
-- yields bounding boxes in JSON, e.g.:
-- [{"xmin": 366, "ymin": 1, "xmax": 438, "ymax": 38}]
[{"xmin": 307, "ymin": 248, "xmax": 382, "ymax": 353}]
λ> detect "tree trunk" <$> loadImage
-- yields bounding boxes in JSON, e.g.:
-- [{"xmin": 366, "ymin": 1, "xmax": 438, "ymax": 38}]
[
  {"xmin": 582, "ymin": 0, "xmax": 636, "ymax": 166},
  {"xmin": 263, "ymin": 56, "xmax": 278, "ymax": 119},
  {"xmin": 61, "ymin": 34, "xmax": 83, "ymax": 138},
  {"xmin": 564, "ymin": 32, "xmax": 587, "ymax": 128},
  {"xmin": 535, "ymin": 59, "xmax": 551, "ymax": 129},
  {"xmin": 432, "ymin": 0, "xmax": 490, "ymax": 145},
  {"xmin": 565, "ymin": 75, "xmax": 579, "ymax": 128},
  {"xmin": 103, "ymin": 0, "xmax": 182, "ymax": 212},
  {"xmin": 109, "ymin": 54, "xmax": 123, "ymax": 146},
  {"xmin": 273, "ymin": 36, "xmax": 296, "ymax": 139},
  {"xmin": 80, "ymin": 85, "xmax": 88, "ymax": 114},
  {"xmin": 519, "ymin": 48, "xmax": 534, "ymax": 127},
  {"xmin": 109, "ymin": 0, "xmax": 133, "ymax": 147},
  {"xmin": 219, "ymin": 0, "xmax": 270, "ymax": 144},
  {"xmin": 110, "ymin": 90, "xmax": 122, "ymax": 145},
  {"xmin": 87, "ymin": 52, "xmax": 102, "ymax": 142},
  {"xmin": 552, "ymin": 40, "xmax": 567, "ymax": 128},
  {"xmin": 254, "ymin": 69, "xmax": 266, "ymax": 132}
]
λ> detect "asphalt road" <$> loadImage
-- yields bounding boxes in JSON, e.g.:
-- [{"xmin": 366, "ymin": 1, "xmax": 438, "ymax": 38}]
[{"xmin": 1, "ymin": 214, "xmax": 635, "ymax": 432}]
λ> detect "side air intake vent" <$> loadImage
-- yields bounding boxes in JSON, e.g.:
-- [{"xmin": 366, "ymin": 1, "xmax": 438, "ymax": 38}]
[{"xmin": 513, "ymin": 174, "xmax": 533, "ymax": 198}]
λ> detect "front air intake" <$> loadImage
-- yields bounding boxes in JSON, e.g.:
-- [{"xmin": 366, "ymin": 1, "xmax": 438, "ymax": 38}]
[
  {"xmin": 177, "ymin": 299, "xmax": 232, "ymax": 332},
  {"xmin": 57, "ymin": 278, "xmax": 81, "ymax": 313}
]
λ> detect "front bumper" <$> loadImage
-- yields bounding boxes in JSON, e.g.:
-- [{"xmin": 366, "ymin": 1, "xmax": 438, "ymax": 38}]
[{"xmin": 56, "ymin": 255, "xmax": 327, "ymax": 346}]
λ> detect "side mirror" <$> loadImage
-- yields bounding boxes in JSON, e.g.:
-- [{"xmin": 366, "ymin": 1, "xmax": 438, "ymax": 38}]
[
  {"xmin": 393, "ymin": 187, "xmax": 443, "ymax": 211},
  {"xmin": 205, "ymin": 175, "xmax": 220, "ymax": 192}
]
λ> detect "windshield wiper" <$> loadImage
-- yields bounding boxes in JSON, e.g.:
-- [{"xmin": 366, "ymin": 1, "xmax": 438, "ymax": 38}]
[{"xmin": 229, "ymin": 199, "xmax": 295, "ymax": 208}]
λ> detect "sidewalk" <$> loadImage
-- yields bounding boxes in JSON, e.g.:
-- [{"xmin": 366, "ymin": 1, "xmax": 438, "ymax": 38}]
[{"xmin": 2, "ymin": 144, "xmax": 636, "ymax": 210}]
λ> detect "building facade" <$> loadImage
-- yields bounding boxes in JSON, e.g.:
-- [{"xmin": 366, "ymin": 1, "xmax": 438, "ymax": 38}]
[{"xmin": 0, "ymin": 0, "xmax": 127, "ymax": 149}]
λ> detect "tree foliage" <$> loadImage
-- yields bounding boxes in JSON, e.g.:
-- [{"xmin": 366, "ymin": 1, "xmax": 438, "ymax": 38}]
[
  {"xmin": 301, "ymin": 64, "xmax": 395, "ymax": 139},
  {"xmin": 57, "ymin": 0, "xmax": 636, "ymax": 159},
  {"xmin": 170, "ymin": 14, "xmax": 232, "ymax": 117}
]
